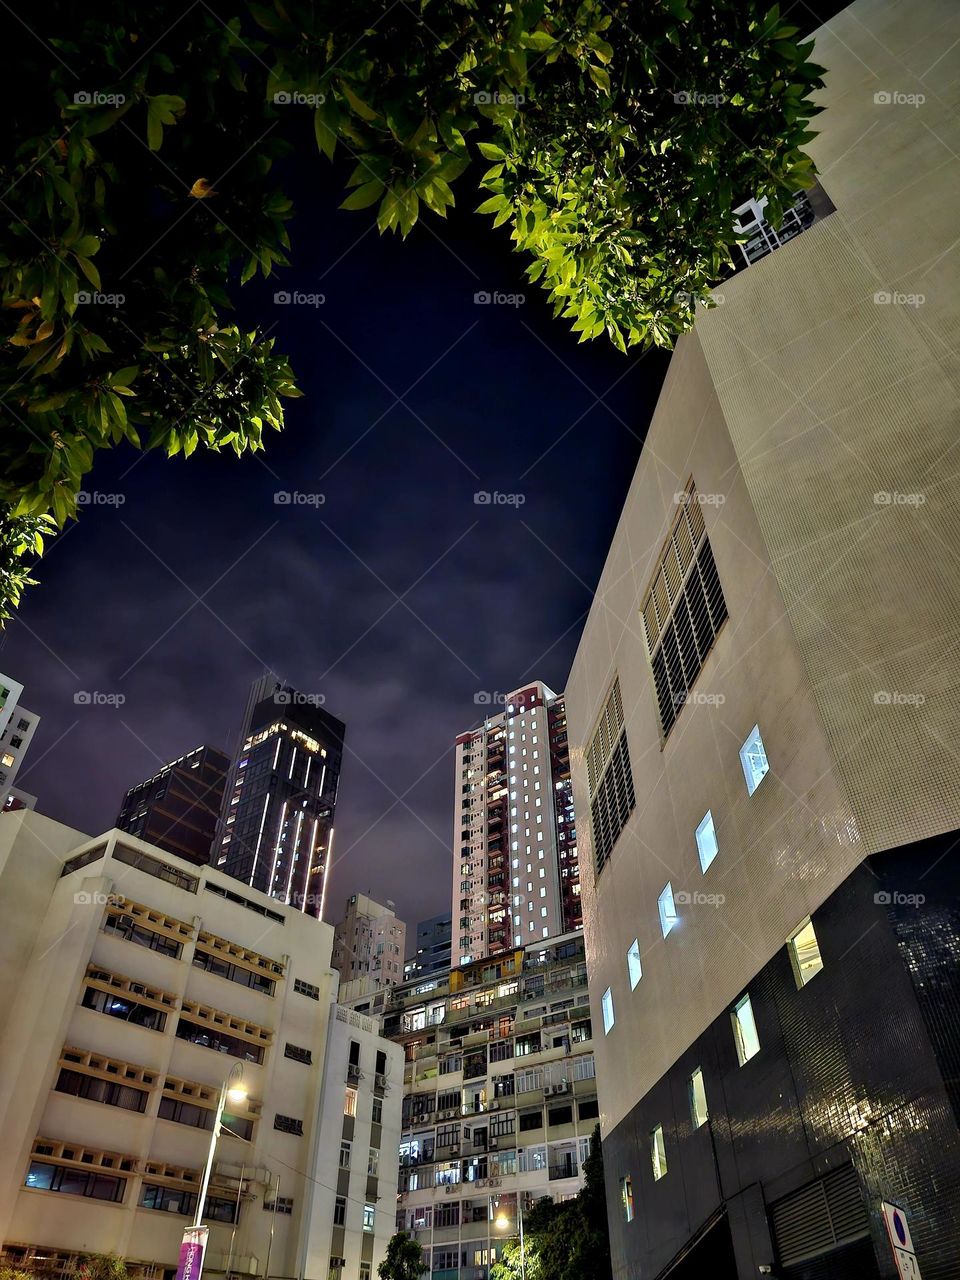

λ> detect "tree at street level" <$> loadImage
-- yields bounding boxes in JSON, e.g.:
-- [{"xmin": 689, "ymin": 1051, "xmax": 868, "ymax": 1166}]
[
  {"xmin": 491, "ymin": 1125, "xmax": 612, "ymax": 1280},
  {"xmin": 379, "ymin": 1231, "xmax": 429, "ymax": 1280},
  {"xmin": 1, "ymin": 0, "xmax": 823, "ymax": 616}
]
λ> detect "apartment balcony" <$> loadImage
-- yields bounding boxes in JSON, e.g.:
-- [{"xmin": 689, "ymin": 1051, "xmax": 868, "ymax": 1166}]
[{"xmin": 548, "ymin": 1160, "xmax": 580, "ymax": 1182}]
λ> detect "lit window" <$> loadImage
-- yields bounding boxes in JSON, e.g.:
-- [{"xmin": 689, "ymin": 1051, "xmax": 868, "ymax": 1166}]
[
  {"xmin": 695, "ymin": 810, "xmax": 718, "ymax": 873},
  {"xmin": 731, "ymin": 994, "xmax": 760, "ymax": 1065},
  {"xmin": 620, "ymin": 1175, "xmax": 634, "ymax": 1222},
  {"xmin": 739, "ymin": 725, "xmax": 769, "ymax": 795},
  {"xmin": 601, "ymin": 987, "xmax": 615, "ymax": 1035},
  {"xmin": 658, "ymin": 883, "xmax": 678, "ymax": 937},
  {"xmin": 362, "ymin": 1203, "xmax": 376, "ymax": 1232},
  {"xmin": 689, "ymin": 1068, "xmax": 708, "ymax": 1129},
  {"xmin": 344, "ymin": 1087, "xmax": 358, "ymax": 1117},
  {"xmin": 651, "ymin": 1125, "xmax": 667, "ymax": 1180},
  {"xmin": 627, "ymin": 940, "xmax": 642, "ymax": 990},
  {"xmin": 1, "ymin": 752, "xmax": 14, "ymax": 767},
  {"xmin": 788, "ymin": 917, "xmax": 824, "ymax": 987}
]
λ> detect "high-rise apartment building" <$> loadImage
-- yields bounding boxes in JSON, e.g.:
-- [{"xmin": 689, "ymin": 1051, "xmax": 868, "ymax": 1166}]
[
  {"xmin": 453, "ymin": 682, "xmax": 579, "ymax": 967},
  {"xmin": 216, "ymin": 675, "xmax": 345, "ymax": 919},
  {"xmin": 404, "ymin": 913, "xmax": 452, "ymax": 980},
  {"xmin": 116, "ymin": 744, "xmax": 230, "ymax": 866},
  {"xmin": 0, "ymin": 810, "xmax": 401, "ymax": 1280},
  {"xmin": 564, "ymin": 2, "xmax": 960, "ymax": 1274},
  {"xmin": 384, "ymin": 932, "xmax": 598, "ymax": 1275},
  {"xmin": 332, "ymin": 894, "xmax": 407, "ymax": 991},
  {"xmin": 0, "ymin": 674, "xmax": 38, "ymax": 809}
]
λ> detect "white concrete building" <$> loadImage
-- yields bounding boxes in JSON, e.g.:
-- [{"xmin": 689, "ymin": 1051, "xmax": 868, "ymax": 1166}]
[
  {"xmin": 0, "ymin": 671, "xmax": 39, "ymax": 805},
  {"xmin": 0, "ymin": 811, "xmax": 400, "ymax": 1280}
]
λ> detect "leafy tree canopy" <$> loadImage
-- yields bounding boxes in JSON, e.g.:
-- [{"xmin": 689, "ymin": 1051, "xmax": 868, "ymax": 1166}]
[
  {"xmin": 2, "ymin": 0, "xmax": 823, "ymax": 614},
  {"xmin": 378, "ymin": 1231, "xmax": 429, "ymax": 1280}
]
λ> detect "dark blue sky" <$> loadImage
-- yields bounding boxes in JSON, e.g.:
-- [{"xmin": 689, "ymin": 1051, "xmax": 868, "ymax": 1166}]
[{"xmin": 2, "ymin": 157, "xmax": 668, "ymax": 931}]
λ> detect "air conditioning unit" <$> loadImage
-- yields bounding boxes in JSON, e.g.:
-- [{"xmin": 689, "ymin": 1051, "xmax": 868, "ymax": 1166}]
[
  {"xmin": 490, "ymin": 1138, "xmax": 498, "ymax": 1149},
  {"xmin": 543, "ymin": 1085, "xmax": 553, "ymax": 1098},
  {"xmin": 490, "ymin": 1100, "xmax": 500, "ymax": 1110},
  {"xmin": 554, "ymin": 1082, "xmax": 569, "ymax": 1095},
  {"xmin": 450, "ymin": 1145, "xmax": 460, "ymax": 1154}
]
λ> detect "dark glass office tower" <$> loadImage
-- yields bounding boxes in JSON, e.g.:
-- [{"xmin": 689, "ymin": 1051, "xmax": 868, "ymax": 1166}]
[
  {"xmin": 116, "ymin": 744, "xmax": 229, "ymax": 865},
  {"xmin": 215, "ymin": 675, "xmax": 345, "ymax": 918}
]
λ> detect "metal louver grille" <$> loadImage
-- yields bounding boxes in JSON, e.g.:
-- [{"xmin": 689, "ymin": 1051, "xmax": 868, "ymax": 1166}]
[
  {"xmin": 641, "ymin": 485, "xmax": 728, "ymax": 740},
  {"xmin": 587, "ymin": 680, "xmax": 635, "ymax": 876},
  {"xmin": 770, "ymin": 1164, "xmax": 870, "ymax": 1266}
]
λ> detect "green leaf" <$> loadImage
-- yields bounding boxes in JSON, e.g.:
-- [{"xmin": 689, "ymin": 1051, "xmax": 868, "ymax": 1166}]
[
  {"xmin": 522, "ymin": 30, "xmax": 556, "ymax": 52},
  {"xmin": 341, "ymin": 180, "xmax": 384, "ymax": 210},
  {"xmin": 477, "ymin": 142, "xmax": 506, "ymax": 161},
  {"xmin": 341, "ymin": 83, "xmax": 379, "ymax": 122},
  {"xmin": 146, "ymin": 94, "xmax": 186, "ymax": 151}
]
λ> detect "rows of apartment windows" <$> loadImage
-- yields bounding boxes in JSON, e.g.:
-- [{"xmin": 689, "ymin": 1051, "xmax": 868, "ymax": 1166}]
[
  {"xmin": 25, "ymin": 1152, "xmax": 302, "ymax": 1223},
  {"xmin": 399, "ymin": 1134, "xmax": 595, "ymax": 1191},
  {"xmin": 600, "ymin": 723, "xmax": 776, "ymax": 1035},
  {"xmin": 616, "ymin": 916, "xmax": 825, "ymax": 1218}
]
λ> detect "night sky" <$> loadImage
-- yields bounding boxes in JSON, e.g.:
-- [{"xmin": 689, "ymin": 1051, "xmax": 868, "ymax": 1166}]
[{"xmin": 2, "ymin": 141, "xmax": 671, "ymax": 936}]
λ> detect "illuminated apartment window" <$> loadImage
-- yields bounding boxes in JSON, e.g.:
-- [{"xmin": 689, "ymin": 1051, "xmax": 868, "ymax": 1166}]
[
  {"xmin": 363, "ymin": 1203, "xmax": 376, "ymax": 1233},
  {"xmin": 620, "ymin": 1175, "xmax": 634, "ymax": 1222},
  {"xmin": 627, "ymin": 939, "xmax": 642, "ymax": 990},
  {"xmin": 788, "ymin": 918, "xmax": 824, "ymax": 987},
  {"xmin": 601, "ymin": 987, "xmax": 615, "ymax": 1035},
  {"xmin": 586, "ymin": 679, "xmax": 636, "ymax": 875},
  {"xmin": 641, "ymin": 482, "xmax": 728, "ymax": 740},
  {"xmin": 344, "ymin": 1087, "xmax": 358, "ymax": 1117},
  {"xmin": 695, "ymin": 810, "xmax": 718, "ymax": 873},
  {"xmin": 689, "ymin": 1068, "xmax": 708, "ymax": 1129},
  {"xmin": 732, "ymin": 994, "xmax": 761, "ymax": 1066},
  {"xmin": 650, "ymin": 1125, "xmax": 667, "ymax": 1180},
  {"xmin": 739, "ymin": 725, "xmax": 769, "ymax": 795},
  {"xmin": 658, "ymin": 883, "xmax": 678, "ymax": 938}
]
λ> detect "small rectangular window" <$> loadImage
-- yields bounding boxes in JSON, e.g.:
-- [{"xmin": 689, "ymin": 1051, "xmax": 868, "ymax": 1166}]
[
  {"xmin": 651, "ymin": 1125, "xmax": 667, "ymax": 1180},
  {"xmin": 739, "ymin": 725, "xmax": 769, "ymax": 795},
  {"xmin": 695, "ymin": 810, "xmax": 718, "ymax": 873},
  {"xmin": 732, "ymin": 993, "xmax": 761, "ymax": 1065},
  {"xmin": 620, "ymin": 1175, "xmax": 634, "ymax": 1222},
  {"xmin": 363, "ymin": 1203, "xmax": 376, "ymax": 1232},
  {"xmin": 788, "ymin": 917, "xmax": 824, "ymax": 987},
  {"xmin": 658, "ymin": 883, "xmax": 678, "ymax": 937},
  {"xmin": 601, "ymin": 986, "xmax": 615, "ymax": 1035},
  {"xmin": 344, "ymin": 1087, "xmax": 358, "ymax": 1117},
  {"xmin": 689, "ymin": 1068, "xmax": 708, "ymax": 1129},
  {"xmin": 627, "ymin": 939, "xmax": 642, "ymax": 990}
]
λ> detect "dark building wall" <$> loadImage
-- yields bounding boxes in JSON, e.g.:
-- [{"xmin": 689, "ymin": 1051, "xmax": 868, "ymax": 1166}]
[
  {"xmin": 604, "ymin": 834, "xmax": 960, "ymax": 1280},
  {"xmin": 116, "ymin": 745, "xmax": 229, "ymax": 865}
]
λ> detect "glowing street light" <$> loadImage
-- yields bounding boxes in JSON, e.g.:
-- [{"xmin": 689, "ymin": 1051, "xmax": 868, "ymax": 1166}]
[
  {"xmin": 193, "ymin": 1062, "xmax": 247, "ymax": 1230},
  {"xmin": 494, "ymin": 1198, "xmax": 526, "ymax": 1280}
]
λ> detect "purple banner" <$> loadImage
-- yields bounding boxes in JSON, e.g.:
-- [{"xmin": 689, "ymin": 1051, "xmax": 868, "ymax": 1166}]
[{"xmin": 175, "ymin": 1227, "xmax": 209, "ymax": 1280}]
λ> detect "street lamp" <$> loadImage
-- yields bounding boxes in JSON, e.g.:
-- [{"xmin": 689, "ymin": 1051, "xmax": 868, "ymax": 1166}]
[
  {"xmin": 193, "ymin": 1062, "xmax": 247, "ymax": 1229},
  {"xmin": 494, "ymin": 1197, "xmax": 526, "ymax": 1280}
]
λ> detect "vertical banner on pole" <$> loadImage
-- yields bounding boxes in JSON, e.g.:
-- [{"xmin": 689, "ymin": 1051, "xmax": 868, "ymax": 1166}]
[{"xmin": 175, "ymin": 1226, "xmax": 209, "ymax": 1280}]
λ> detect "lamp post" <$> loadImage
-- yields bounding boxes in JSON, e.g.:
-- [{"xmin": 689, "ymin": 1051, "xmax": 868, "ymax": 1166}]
[
  {"xmin": 494, "ymin": 1195, "xmax": 526, "ymax": 1280},
  {"xmin": 193, "ymin": 1062, "xmax": 248, "ymax": 1230}
]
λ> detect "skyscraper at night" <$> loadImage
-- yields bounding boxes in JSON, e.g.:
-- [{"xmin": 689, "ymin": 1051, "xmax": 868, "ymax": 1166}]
[
  {"xmin": 452, "ymin": 681, "xmax": 579, "ymax": 967},
  {"xmin": 215, "ymin": 674, "xmax": 345, "ymax": 918}
]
